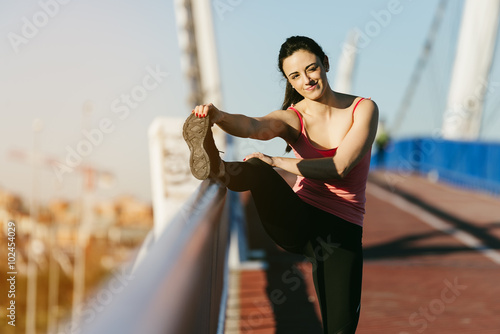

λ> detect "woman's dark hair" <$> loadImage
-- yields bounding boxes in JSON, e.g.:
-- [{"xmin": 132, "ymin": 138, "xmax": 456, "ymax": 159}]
[{"xmin": 278, "ymin": 36, "xmax": 327, "ymax": 152}]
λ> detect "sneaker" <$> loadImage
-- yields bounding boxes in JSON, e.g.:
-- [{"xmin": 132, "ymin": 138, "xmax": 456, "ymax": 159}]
[{"xmin": 182, "ymin": 113, "xmax": 223, "ymax": 180}]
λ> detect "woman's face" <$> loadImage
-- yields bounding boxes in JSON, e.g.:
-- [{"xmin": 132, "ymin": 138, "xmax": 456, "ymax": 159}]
[{"xmin": 282, "ymin": 49, "xmax": 329, "ymax": 101}]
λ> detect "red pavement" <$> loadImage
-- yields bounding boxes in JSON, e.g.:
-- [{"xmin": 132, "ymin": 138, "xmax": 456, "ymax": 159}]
[{"xmin": 224, "ymin": 170, "xmax": 500, "ymax": 334}]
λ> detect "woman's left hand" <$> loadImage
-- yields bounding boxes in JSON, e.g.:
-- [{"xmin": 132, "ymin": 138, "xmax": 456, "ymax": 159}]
[{"xmin": 244, "ymin": 152, "xmax": 275, "ymax": 166}]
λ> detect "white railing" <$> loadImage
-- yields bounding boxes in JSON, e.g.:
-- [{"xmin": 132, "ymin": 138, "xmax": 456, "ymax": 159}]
[
  {"xmin": 79, "ymin": 179, "xmax": 230, "ymax": 334},
  {"xmin": 75, "ymin": 116, "xmax": 250, "ymax": 334}
]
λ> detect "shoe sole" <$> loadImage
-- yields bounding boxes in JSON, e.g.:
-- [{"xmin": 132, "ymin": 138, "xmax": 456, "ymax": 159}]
[{"xmin": 182, "ymin": 114, "xmax": 211, "ymax": 180}]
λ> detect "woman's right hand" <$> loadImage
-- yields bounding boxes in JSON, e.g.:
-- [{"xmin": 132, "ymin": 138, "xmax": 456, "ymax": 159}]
[{"xmin": 192, "ymin": 103, "xmax": 224, "ymax": 125}]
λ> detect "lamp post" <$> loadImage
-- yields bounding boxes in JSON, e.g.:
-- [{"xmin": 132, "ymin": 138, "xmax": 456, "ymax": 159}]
[
  {"xmin": 71, "ymin": 100, "xmax": 95, "ymax": 327},
  {"xmin": 26, "ymin": 118, "xmax": 43, "ymax": 334}
]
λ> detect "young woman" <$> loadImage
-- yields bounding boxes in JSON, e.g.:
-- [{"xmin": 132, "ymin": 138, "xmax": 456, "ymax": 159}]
[{"xmin": 183, "ymin": 36, "xmax": 378, "ymax": 334}]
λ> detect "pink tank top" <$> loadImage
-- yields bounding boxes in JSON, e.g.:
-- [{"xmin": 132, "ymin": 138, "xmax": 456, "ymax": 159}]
[{"xmin": 288, "ymin": 98, "xmax": 371, "ymax": 226}]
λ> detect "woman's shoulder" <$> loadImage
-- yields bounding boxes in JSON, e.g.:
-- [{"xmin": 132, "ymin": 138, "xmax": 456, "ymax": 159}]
[
  {"xmin": 262, "ymin": 108, "xmax": 301, "ymax": 130},
  {"xmin": 351, "ymin": 96, "xmax": 379, "ymax": 127},
  {"xmin": 263, "ymin": 107, "xmax": 302, "ymax": 141},
  {"xmin": 354, "ymin": 96, "xmax": 378, "ymax": 114},
  {"xmin": 337, "ymin": 94, "xmax": 377, "ymax": 115}
]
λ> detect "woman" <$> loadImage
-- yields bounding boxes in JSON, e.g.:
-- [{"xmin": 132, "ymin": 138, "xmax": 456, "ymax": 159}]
[{"xmin": 183, "ymin": 36, "xmax": 378, "ymax": 334}]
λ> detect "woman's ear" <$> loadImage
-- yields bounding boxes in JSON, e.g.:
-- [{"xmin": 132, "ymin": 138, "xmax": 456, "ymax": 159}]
[{"xmin": 323, "ymin": 55, "xmax": 330, "ymax": 72}]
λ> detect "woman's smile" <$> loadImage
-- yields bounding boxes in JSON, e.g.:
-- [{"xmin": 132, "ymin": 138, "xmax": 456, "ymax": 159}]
[{"xmin": 305, "ymin": 83, "xmax": 318, "ymax": 91}]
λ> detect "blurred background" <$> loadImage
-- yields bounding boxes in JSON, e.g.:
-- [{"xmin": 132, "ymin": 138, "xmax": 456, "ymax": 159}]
[{"xmin": 1, "ymin": 0, "xmax": 499, "ymax": 333}]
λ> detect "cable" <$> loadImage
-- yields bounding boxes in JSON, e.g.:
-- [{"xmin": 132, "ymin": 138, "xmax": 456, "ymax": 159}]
[{"xmin": 390, "ymin": 0, "xmax": 449, "ymax": 136}]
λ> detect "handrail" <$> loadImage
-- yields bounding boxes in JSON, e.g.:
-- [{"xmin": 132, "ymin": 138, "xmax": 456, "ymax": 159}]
[
  {"xmin": 372, "ymin": 137, "xmax": 500, "ymax": 195},
  {"xmin": 79, "ymin": 179, "xmax": 228, "ymax": 334}
]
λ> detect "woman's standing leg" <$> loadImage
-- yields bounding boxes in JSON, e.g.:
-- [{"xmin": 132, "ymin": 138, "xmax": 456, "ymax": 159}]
[
  {"xmin": 302, "ymin": 209, "xmax": 363, "ymax": 334},
  {"xmin": 223, "ymin": 159, "xmax": 363, "ymax": 333}
]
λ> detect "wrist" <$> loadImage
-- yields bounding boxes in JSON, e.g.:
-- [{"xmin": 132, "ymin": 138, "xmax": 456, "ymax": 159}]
[{"xmin": 271, "ymin": 156, "xmax": 280, "ymax": 168}]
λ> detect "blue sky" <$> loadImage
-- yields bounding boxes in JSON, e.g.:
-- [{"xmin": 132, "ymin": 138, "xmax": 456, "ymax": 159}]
[{"xmin": 1, "ymin": 0, "xmax": 499, "ymax": 203}]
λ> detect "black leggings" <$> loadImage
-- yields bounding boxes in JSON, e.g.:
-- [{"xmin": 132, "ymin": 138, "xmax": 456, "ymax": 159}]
[{"xmin": 220, "ymin": 158, "xmax": 363, "ymax": 334}]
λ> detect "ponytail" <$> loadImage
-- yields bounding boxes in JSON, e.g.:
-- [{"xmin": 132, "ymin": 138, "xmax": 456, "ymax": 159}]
[
  {"xmin": 280, "ymin": 81, "xmax": 304, "ymax": 111},
  {"xmin": 282, "ymin": 82, "xmax": 303, "ymax": 153}
]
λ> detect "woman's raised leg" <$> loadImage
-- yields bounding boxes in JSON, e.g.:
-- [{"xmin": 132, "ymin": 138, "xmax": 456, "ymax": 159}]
[{"xmin": 220, "ymin": 158, "xmax": 311, "ymax": 254}]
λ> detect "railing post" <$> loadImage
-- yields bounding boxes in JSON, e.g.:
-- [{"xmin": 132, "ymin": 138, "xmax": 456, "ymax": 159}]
[{"xmin": 148, "ymin": 117, "xmax": 199, "ymax": 239}]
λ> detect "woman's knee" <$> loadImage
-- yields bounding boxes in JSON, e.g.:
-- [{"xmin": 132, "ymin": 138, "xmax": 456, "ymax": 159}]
[{"xmin": 218, "ymin": 158, "xmax": 273, "ymax": 190}]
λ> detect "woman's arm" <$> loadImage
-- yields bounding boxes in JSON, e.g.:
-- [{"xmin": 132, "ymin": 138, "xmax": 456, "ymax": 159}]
[
  {"xmin": 246, "ymin": 99, "xmax": 379, "ymax": 179},
  {"xmin": 192, "ymin": 103, "xmax": 299, "ymax": 142}
]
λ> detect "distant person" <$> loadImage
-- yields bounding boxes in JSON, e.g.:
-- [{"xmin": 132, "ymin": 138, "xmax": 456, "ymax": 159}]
[
  {"xmin": 183, "ymin": 36, "xmax": 378, "ymax": 334},
  {"xmin": 375, "ymin": 119, "xmax": 390, "ymax": 168}
]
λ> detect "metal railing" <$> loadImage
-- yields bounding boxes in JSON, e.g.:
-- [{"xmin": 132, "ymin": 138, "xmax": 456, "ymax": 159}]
[
  {"xmin": 371, "ymin": 137, "xmax": 500, "ymax": 195},
  {"xmin": 79, "ymin": 179, "xmax": 229, "ymax": 334}
]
